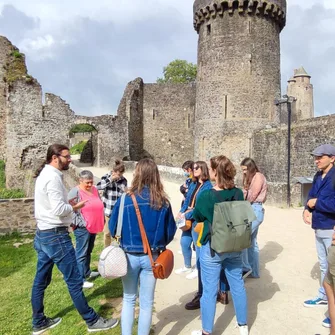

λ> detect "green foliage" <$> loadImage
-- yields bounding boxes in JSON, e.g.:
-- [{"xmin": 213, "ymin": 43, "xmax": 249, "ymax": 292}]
[
  {"xmin": 70, "ymin": 140, "xmax": 88, "ymax": 154},
  {"xmin": 5, "ymin": 50, "xmax": 28, "ymax": 83},
  {"xmin": 11, "ymin": 50, "xmax": 23, "ymax": 59},
  {"xmin": 157, "ymin": 59, "xmax": 197, "ymax": 83},
  {"xmin": 0, "ymin": 233, "xmax": 126, "ymax": 335},
  {"xmin": 0, "ymin": 160, "xmax": 25, "ymax": 199},
  {"xmin": 70, "ymin": 124, "xmax": 96, "ymax": 134}
]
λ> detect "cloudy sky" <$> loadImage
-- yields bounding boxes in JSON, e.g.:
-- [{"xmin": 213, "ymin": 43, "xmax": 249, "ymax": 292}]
[{"xmin": 0, "ymin": 0, "xmax": 334, "ymax": 116}]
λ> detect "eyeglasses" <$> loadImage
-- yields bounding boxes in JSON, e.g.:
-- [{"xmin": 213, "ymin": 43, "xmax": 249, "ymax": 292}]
[
  {"xmin": 58, "ymin": 154, "xmax": 71, "ymax": 160},
  {"xmin": 193, "ymin": 166, "xmax": 200, "ymax": 171}
]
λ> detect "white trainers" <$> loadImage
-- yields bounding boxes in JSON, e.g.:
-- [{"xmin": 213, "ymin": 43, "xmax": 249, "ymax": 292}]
[
  {"xmin": 175, "ymin": 266, "xmax": 193, "ymax": 275},
  {"xmin": 186, "ymin": 269, "xmax": 198, "ymax": 280},
  {"xmin": 239, "ymin": 325, "xmax": 249, "ymax": 335},
  {"xmin": 178, "ymin": 250, "xmax": 183, "ymax": 255},
  {"xmin": 89, "ymin": 271, "xmax": 100, "ymax": 279},
  {"xmin": 191, "ymin": 330, "xmax": 203, "ymax": 335},
  {"xmin": 83, "ymin": 281, "xmax": 94, "ymax": 289}
]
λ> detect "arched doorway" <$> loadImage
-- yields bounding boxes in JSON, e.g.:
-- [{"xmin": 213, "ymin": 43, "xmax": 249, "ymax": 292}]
[{"xmin": 69, "ymin": 124, "xmax": 97, "ymax": 165}]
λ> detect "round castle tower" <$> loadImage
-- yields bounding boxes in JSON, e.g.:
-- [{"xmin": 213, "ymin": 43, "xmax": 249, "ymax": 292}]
[
  {"xmin": 193, "ymin": 0, "xmax": 287, "ymax": 163},
  {"xmin": 287, "ymin": 67, "xmax": 314, "ymax": 120}
]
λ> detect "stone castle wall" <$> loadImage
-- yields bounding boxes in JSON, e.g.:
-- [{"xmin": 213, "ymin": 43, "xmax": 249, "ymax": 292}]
[{"xmin": 143, "ymin": 83, "xmax": 196, "ymax": 166}]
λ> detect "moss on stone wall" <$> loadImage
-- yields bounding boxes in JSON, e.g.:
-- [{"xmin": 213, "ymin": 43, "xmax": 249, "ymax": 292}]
[{"xmin": 4, "ymin": 49, "xmax": 28, "ymax": 83}]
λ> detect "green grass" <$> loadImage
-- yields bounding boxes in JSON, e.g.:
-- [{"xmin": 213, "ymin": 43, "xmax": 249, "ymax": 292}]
[
  {"xmin": 70, "ymin": 140, "xmax": 88, "ymax": 155},
  {"xmin": 0, "ymin": 232, "xmax": 126, "ymax": 335},
  {"xmin": 0, "ymin": 160, "xmax": 25, "ymax": 199}
]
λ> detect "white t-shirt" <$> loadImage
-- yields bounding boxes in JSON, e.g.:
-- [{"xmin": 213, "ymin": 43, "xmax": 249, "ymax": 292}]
[{"xmin": 34, "ymin": 164, "xmax": 73, "ymax": 230}]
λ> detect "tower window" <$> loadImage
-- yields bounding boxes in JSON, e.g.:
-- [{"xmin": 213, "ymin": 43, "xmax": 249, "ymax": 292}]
[
  {"xmin": 153, "ymin": 109, "xmax": 158, "ymax": 120},
  {"xmin": 187, "ymin": 114, "xmax": 191, "ymax": 128},
  {"xmin": 224, "ymin": 95, "xmax": 228, "ymax": 119},
  {"xmin": 249, "ymin": 21, "xmax": 251, "ymax": 34},
  {"xmin": 207, "ymin": 24, "xmax": 211, "ymax": 35}
]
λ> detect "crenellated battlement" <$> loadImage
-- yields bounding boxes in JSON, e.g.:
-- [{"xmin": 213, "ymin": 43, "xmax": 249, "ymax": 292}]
[{"xmin": 193, "ymin": 0, "xmax": 287, "ymax": 32}]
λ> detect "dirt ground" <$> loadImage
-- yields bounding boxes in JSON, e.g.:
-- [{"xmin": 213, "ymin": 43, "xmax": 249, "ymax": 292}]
[{"xmin": 87, "ymin": 165, "xmax": 329, "ymax": 335}]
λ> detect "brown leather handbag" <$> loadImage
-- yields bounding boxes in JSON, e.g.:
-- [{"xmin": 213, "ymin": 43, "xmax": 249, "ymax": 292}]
[{"xmin": 131, "ymin": 194, "xmax": 174, "ymax": 279}]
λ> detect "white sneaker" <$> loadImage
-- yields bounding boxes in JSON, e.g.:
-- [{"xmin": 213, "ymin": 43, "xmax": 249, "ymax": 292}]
[
  {"xmin": 192, "ymin": 251, "xmax": 196, "ymax": 259},
  {"xmin": 89, "ymin": 271, "xmax": 100, "ymax": 279},
  {"xmin": 239, "ymin": 325, "xmax": 249, "ymax": 335},
  {"xmin": 178, "ymin": 250, "xmax": 183, "ymax": 255},
  {"xmin": 175, "ymin": 266, "xmax": 192, "ymax": 275},
  {"xmin": 83, "ymin": 281, "xmax": 94, "ymax": 289},
  {"xmin": 242, "ymin": 270, "xmax": 252, "ymax": 279},
  {"xmin": 186, "ymin": 269, "xmax": 198, "ymax": 280},
  {"xmin": 191, "ymin": 331, "xmax": 203, "ymax": 335}
]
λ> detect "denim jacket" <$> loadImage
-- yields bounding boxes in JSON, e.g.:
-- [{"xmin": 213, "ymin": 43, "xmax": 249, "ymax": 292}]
[
  {"xmin": 109, "ymin": 187, "xmax": 177, "ymax": 253},
  {"xmin": 305, "ymin": 166, "xmax": 335, "ymax": 230},
  {"xmin": 180, "ymin": 180, "xmax": 213, "ymax": 221}
]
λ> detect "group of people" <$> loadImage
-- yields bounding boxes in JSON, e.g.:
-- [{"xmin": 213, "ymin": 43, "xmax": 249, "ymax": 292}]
[
  {"xmin": 29, "ymin": 142, "xmax": 335, "ymax": 335},
  {"xmin": 174, "ymin": 157, "xmax": 267, "ymax": 335}
]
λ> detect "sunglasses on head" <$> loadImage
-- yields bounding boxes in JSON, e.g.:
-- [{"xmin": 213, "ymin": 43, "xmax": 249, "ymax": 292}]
[{"xmin": 193, "ymin": 166, "xmax": 200, "ymax": 171}]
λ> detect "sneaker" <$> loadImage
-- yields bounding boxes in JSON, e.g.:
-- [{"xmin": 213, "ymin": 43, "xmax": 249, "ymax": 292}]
[
  {"xmin": 83, "ymin": 281, "xmax": 94, "ymax": 289},
  {"xmin": 303, "ymin": 297, "xmax": 328, "ymax": 307},
  {"xmin": 175, "ymin": 266, "xmax": 192, "ymax": 275},
  {"xmin": 239, "ymin": 325, "xmax": 249, "ymax": 335},
  {"xmin": 185, "ymin": 293, "xmax": 201, "ymax": 310},
  {"xmin": 32, "ymin": 317, "xmax": 62, "ymax": 335},
  {"xmin": 242, "ymin": 270, "xmax": 252, "ymax": 279},
  {"xmin": 87, "ymin": 317, "xmax": 119, "ymax": 332},
  {"xmin": 186, "ymin": 269, "xmax": 198, "ymax": 280},
  {"xmin": 191, "ymin": 331, "xmax": 207, "ymax": 335},
  {"xmin": 322, "ymin": 317, "xmax": 331, "ymax": 328},
  {"xmin": 178, "ymin": 250, "xmax": 183, "ymax": 255},
  {"xmin": 89, "ymin": 271, "xmax": 100, "ymax": 279}
]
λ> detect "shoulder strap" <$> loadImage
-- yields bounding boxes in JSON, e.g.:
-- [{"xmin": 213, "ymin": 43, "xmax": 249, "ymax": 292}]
[
  {"xmin": 190, "ymin": 183, "xmax": 203, "ymax": 208},
  {"xmin": 131, "ymin": 194, "xmax": 155, "ymax": 267},
  {"xmin": 115, "ymin": 193, "xmax": 126, "ymax": 240},
  {"xmin": 233, "ymin": 188, "xmax": 240, "ymax": 201}
]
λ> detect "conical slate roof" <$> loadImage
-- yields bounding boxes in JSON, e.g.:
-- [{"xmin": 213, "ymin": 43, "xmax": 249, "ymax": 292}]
[{"xmin": 294, "ymin": 67, "xmax": 311, "ymax": 78}]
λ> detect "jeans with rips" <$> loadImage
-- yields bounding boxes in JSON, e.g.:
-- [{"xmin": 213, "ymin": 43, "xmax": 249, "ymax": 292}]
[
  {"xmin": 200, "ymin": 242, "xmax": 247, "ymax": 333},
  {"xmin": 31, "ymin": 229, "xmax": 99, "ymax": 328},
  {"xmin": 73, "ymin": 227, "xmax": 96, "ymax": 281},
  {"xmin": 242, "ymin": 203, "xmax": 265, "ymax": 277},
  {"xmin": 121, "ymin": 252, "xmax": 158, "ymax": 335}
]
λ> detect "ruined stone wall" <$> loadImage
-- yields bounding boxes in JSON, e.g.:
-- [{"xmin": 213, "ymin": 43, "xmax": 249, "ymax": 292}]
[
  {"xmin": 69, "ymin": 132, "xmax": 92, "ymax": 147},
  {"xmin": 193, "ymin": 0, "xmax": 286, "ymax": 164},
  {"xmin": 0, "ymin": 198, "xmax": 35, "ymax": 234},
  {"xmin": 252, "ymin": 114, "xmax": 335, "ymax": 205},
  {"xmin": 142, "ymin": 83, "xmax": 196, "ymax": 166}
]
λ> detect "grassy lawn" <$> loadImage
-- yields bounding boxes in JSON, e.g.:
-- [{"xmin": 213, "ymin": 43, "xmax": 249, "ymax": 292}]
[{"xmin": 0, "ymin": 232, "xmax": 126, "ymax": 335}]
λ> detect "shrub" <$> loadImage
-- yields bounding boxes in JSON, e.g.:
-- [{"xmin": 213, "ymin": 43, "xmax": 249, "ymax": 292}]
[
  {"xmin": 70, "ymin": 140, "xmax": 88, "ymax": 154},
  {"xmin": 70, "ymin": 124, "xmax": 96, "ymax": 134},
  {"xmin": 0, "ymin": 160, "xmax": 25, "ymax": 199}
]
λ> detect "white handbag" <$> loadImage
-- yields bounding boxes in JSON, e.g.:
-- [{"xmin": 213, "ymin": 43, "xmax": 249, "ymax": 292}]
[{"xmin": 98, "ymin": 194, "xmax": 128, "ymax": 279}]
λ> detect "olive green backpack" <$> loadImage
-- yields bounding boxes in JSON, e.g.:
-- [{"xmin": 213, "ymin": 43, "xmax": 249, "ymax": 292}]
[{"xmin": 210, "ymin": 189, "xmax": 256, "ymax": 253}]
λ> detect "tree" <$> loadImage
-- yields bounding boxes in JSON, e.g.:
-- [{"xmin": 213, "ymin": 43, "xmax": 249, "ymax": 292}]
[{"xmin": 157, "ymin": 59, "xmax": 197, "ymax": 84}]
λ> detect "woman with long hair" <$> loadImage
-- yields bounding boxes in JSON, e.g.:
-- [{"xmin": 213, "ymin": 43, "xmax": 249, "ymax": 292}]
[
  {"xmin": 240, "ymin": 157, "xmax": 267, "ymax": 278},
  {"xmin": 109, "ymin": 158, "xmax": 176, "ymax": 335},
  {"xmin": 68, "ymin": 170, "xmax": 105, "ymax": 289},
  {"xmin": 176, "ymin": 161, "xmax": 213, "ymax": 310},
  {"xmin": 191, "ymin": 156, "xmax": 248, "ymax": 335}
]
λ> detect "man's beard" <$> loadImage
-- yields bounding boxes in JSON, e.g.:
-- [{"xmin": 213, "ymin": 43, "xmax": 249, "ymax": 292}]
[{"xmin": 58, "ymin": 160, "xmax": 70, "ymax": 171}]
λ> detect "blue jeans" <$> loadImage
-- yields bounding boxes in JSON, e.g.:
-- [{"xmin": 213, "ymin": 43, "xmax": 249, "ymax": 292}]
[
  {"xmin": 315, "ymin": 229, "xmax": 333, "ymax": 300},
  {"xmin": 180, "ymin": 230, "xmax": 193, "ymax": 268},
  {"xmin": 31, "ymin": 229, "xmax": 99, "ymax": 327},
  {"xmin": 242, "ymin": 203, "xmax": 264, "ymax": 278},
  {"xmin": 74, "ymin": 227, "xmax": 96, "ymax": 281},
  {"xmin": 200, "ymin": 242, "xmax": 247, "ymax": 333},
  {"xmin": 121, "ymin": 253, "xmax": 158, "ymax": 335}
]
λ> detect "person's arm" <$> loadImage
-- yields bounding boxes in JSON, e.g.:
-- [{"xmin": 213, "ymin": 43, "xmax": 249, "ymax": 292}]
[
  {"xmin": 305, "ymin": 174, "xmax": 318, "ymax": 211},
  {"xmin": 108, "ymin": 196, "xmax": 121, "ymax": 237},
  {"xmin": 180, "ymin": 183, "xmax": 195, "ymax": 213},
  {"xmin": 47, "ymin": 178, "xmax": 73, "ymax": 217},
  {"xmin": 193, "ymin": 192, "xmax": 209, "ymax": 223},
  {"xmin": 247, "ymin": 173, "xmax": 264, "ymax": 203},
  {"xmin": 96, "ymin": 173, "xmax": 112, "ymax": 190},
  {"xmin": 165, "ymin": 203, "xmax": 177, "ymax": 246},
  {"xmin": 314, "ymin": 194, "xmax": 335, "ymax": 214},
  {"xmin": 117, "ymin": 179, "xmax": 127, "ymax": 194}
]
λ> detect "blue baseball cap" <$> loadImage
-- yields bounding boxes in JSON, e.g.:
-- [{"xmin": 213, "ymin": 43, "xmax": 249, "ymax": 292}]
[{"xmin": 311, "ymin": 144, "xmax": 335, "ymax": 157}]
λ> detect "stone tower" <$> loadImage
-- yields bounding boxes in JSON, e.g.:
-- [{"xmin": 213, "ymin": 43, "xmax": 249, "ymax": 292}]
[
  {"xmin": 287, "ymin": 67, "xmax": 314, "ymax": 120},
  {"xmin": 193, "ymin": 0, "xmax": 287, "ymax": 163}
]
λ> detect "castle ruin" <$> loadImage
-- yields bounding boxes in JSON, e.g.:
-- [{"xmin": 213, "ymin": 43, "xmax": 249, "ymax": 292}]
[{"xmin": 0, "ymin": 0, "xmax": 335, "ymax": 205}]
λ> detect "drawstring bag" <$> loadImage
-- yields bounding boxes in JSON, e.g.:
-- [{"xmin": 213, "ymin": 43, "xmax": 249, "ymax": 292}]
[{"xmin": 98, "ymin": 194, "xmax": 128, "ymax": 279}]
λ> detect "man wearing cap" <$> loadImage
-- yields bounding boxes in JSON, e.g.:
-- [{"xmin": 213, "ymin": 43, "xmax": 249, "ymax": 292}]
[{"xmin": 303, "ymin": 144, "xmax": 335, "ymax": 313}]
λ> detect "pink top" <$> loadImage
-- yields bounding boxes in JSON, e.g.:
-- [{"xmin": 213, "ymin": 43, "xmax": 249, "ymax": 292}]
[
  {"xmin": 79, "ymin": 186, "xmax": 105, "ymax": 234},
  {"xmin": 243, "ymin": 172, "xmax": 267, "ymax": 204}
]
